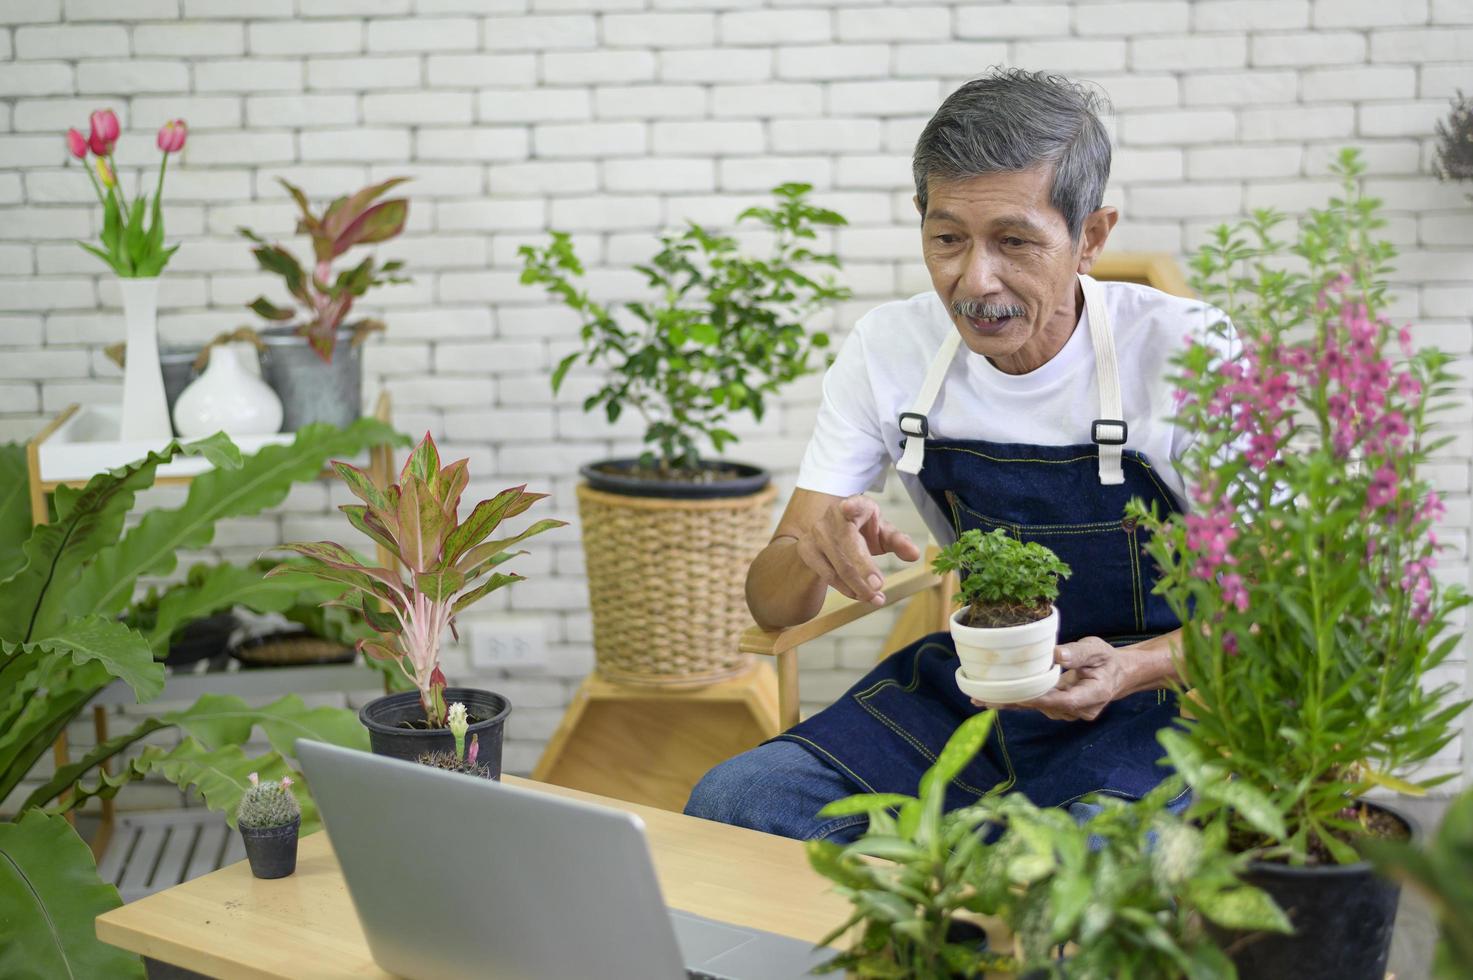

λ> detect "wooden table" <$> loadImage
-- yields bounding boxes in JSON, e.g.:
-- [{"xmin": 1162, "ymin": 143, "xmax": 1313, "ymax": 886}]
[{"xmin": 98, "ymin": 776, "xmax": 972, "ymax": 979}]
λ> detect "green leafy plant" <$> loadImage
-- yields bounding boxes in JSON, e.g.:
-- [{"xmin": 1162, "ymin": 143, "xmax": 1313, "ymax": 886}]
[
  {"xmin": 806, "ymin": 710, "xmax": 1006, "ymax": 978},
  {"xmin": 240, "ymin": 177, "xmax": 411, "ymax": 362},
  {"xmin": 237, "ymin": 772, "xmax": 302, "ymax": 829},
  {"xmin": 1362, "ymin": 786, "xmax": 1473, "ymax": 979},
  {"xmin": 807, "ymin": 712, "xmax": 1286, "ymax": 978},
  {"xmin": 271, "ymin": 432, "xmax": 566, "ymax": 727},
  {"xmin": 519, "ymin": 182, "xmax": 849, "ymax": 475},
  {"xmin": 932, "ymin": 529, "xmax": 1072, "ymax": 628},
  {"xmin": 972, "ymin": 786, "xmax": 1288, "ymax": 979},
  {"xmin": 1133, "ymin": 148, "xmax": 1470, "ymax": 864},
  {"xmin": 0, "ymin": 419, "xmax": 403, "ymax": 978}
]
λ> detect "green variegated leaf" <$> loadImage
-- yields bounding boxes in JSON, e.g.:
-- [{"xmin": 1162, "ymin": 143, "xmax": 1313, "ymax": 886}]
[
  {"xmin": 918, "ymin": 710, "xmax": 995, "ymax": 804},
  {"xmin": 249, "ymin": 296, "xmax": 296, "ymax": 321},
  {"xmin": 416, "ymin": 567, "xmax": 465, "ymax": 603},
  {"xmin": 1189, "ymin": 884, "xmax": 1291, "ymax": 933},
  {"xmin": 455, "ymin": 519, "xmax": 568, "ymax": 576},
  {"xmin": 332, "ymin": 460, "xmax": 393, "ymax": 519},
  {"xmin": 340, "ymin": 504, "xmax": 401, "ymax": 559},
  {"xmin": 0, "ymin": 810, "xmax": 143, "ymax": 979},
  {"xmin": 451, "ymin": 572, "xmax": 522, "ymax": 616},
  {"xmin": 400, "ymin": 430, "xmax": 441, "ymax": 485},
  {"xmin": 442, "ymin": 486, "xmax": 531, "ymax": 563},
  {"xmin": 818, "ymin": 793, "xmax": 914, "ymax": 819}
]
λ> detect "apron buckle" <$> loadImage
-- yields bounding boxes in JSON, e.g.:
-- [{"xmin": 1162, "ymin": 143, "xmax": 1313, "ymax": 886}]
[
  {"xmin": 1091, "ymin": 418, "xmax": 1128, "ymax": 446},
  {"xmin": 899, "ymin": 412, "xmax": 930, "ymax": 439}
]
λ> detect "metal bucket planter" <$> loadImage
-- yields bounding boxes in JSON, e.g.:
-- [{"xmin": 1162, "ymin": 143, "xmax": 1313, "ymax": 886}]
[
  {"xmin": 576, "ymin": 459, "xmax": 776, "ymax": 687},
  {"xmin": 258, "ymin": 326, "xmax": 362, "ymax": 431}
]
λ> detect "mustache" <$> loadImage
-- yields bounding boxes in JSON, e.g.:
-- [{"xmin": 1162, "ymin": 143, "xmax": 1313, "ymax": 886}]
[{"xmin": 951, "ymin": 298, "xmax": 1026, "ymax": 320}]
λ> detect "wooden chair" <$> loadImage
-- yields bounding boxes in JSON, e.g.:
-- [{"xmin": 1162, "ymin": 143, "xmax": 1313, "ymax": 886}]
[{"xmin": 739, "ymin": 252, "xmax": 1196, "ymax": 730}]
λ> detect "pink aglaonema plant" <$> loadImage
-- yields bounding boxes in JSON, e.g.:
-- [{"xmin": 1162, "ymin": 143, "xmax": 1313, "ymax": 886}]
[
  {"xmin": 270, "ymin": 433, "xmax": 565, "ymax": 727},
  {"xmin": 239, "ymin": 177, "xmax": 411, "ymax": 363}
]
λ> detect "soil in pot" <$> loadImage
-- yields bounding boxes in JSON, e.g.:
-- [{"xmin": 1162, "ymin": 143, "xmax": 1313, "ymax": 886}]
[
  {"xmin": 960, "ymin": 599, "xmax": 1050, "ymax": 629},
  {"xmin": 1209, "ymin": 800, "xmax": 1413, "ymax": 980},
  {"xmin": 240, "ymin": 818, "xmax": 300, "ymax": 879},
  {"xmin": 359, "ymin": 687, "xmax": 511, "ymax": 779}
]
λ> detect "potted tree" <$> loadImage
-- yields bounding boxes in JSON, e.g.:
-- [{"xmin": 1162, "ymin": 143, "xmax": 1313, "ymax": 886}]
[
  {"xmin": 931, "ymin": 529, "xmax": 1071, "ymax": 704},
  {"xmin": 239, "ymin": 178, "xmax": 410, "ymax": 430},
  {"xmin": 807, "ymin": 712, "xmax": 1287, "ymax": 978},
  {"xmin": 237, "ymin": 772, "xmax": 302, "ymax": 880},
  {"xmin": 1136, "ymin": 149, "xmax": 1470, "ymax": 979},
  {"xmin": 271, "ymin": 432, "xmax": 565, "ymax": 774},
  {"xmin": 518, "ymin": 183, "xmax": 849, "ymax": 685}
]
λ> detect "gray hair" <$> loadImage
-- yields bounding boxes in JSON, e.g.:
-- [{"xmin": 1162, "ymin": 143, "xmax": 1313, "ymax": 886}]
[{"xmin": 913, "ymin": 69, "xmax": 1112, "ymax": 241}]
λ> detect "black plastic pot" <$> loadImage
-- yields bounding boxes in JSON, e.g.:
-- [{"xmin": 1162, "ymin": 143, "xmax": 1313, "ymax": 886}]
[
  {"xmin": 1210, "ymin": 800, "xmax": 1415, "ymax": 980},
  {"xmin": 579, "ymin": 458, "xmax": 770, "ymax": 500},
  {"xmin": 358, "ymin": 687, "xmax": 510, "ymax": 779},
  {"xmin": 240, "ymin": 817, "xmax": 300, "ymax": 879},
  {"xmin": 161, "ymin": 612, "xmax": 238, "ymax": 667}
]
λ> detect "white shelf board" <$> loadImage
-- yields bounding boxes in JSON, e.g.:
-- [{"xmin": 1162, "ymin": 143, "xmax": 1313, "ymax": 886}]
[{"xmin": 38, "ymin": 404, "xmax": 294, "ymax": 485}]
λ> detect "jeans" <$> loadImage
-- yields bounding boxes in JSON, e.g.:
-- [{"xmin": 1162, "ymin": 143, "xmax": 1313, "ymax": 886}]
[
  {"xmin": 684, "ymin": 739, "xmax": 871, "ymax": 843},
  {"xmin": 684, "ymin": 740, "xmax": 1192, "ymax": 845}
]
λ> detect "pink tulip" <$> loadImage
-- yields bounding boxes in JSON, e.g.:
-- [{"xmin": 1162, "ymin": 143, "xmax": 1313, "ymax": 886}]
[
  {"xmin": 157, "ymin": 118, "xmax": 187, "ymax": 154},
  {"xmin": 66, "ymin": 128, "xmax": 88, "ymax": 159},
  {"xmin": 88, "ymin": 109, "xmax": 119, "ymax": 154}
]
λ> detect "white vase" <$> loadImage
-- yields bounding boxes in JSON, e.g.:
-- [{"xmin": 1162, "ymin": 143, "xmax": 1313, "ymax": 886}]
[
  {"xmin": 950, "ymin": 605, "xmax": 1061, "ymax": 704},
  {"xmin": 172, "ymin": 342, "xmax": 284, "ymax": 439},
  {"xmin": 118, "ymin": 276, "xmax": 173, "ymax": 441}
]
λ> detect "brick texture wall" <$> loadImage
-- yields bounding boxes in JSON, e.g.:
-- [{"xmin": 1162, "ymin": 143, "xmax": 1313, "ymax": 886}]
[{"xmin": 1, "ymin": 0, "xmax": 1469, "ymax": 810}]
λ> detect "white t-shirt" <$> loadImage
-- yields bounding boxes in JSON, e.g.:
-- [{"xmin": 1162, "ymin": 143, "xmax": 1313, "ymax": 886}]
[{"xmin": 796, "ymin": 280, "xmax": 1227, "ymax": 545}]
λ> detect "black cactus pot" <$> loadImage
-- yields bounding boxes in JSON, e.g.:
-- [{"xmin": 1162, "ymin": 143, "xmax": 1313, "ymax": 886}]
[
  {"xmin": 240, "ymin": 817, "xmax": 301, "ymax": 880},
  {"xmin": 358, "ymin": 687, "xmax": 511, "ymax": 779}
]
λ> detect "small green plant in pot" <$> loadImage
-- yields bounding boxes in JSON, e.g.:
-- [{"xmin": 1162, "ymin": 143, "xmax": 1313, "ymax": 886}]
[
  {"xmin": 237, "ymin": 772, "xmax": 302, "ymax": 879},
  {"xmin": 932, "ymin": 529, "xmax": 1071, "ymax": 705},
  {"xmin": 517, "ymin": 183, "xmax": 850, "ymax": 685},
  {"xmin": 807, "ymin": 711, "xmax": 1287, "ymax": 978},
  {"xmin": 239, "ymin": 177, "xmax": 411, "ymax": 429},
  {"xmin": 1135, "ymin": 149, "xmax": 1470, "ymax": 979},
  {"xmin": 271, "ymin": 432, "xmax": 565, "ymax": 771}
]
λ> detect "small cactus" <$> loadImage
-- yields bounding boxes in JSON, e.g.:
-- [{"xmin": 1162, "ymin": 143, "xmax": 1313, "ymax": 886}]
[
  {"xmin": 238, "ymin": 772, "xmax": 302, "ymax": 829},
  {"xmin": 417, "ymin": 735, "xmax": 491, "ymax": 780}
]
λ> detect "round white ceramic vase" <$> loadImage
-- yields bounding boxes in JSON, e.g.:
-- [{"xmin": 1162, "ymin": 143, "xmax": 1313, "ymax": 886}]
[
  {"xmin": 173, "ymin": 342, "xmax": 284, "ymax": 439},
  {"xmin": 950, "ymin": 605, "xmax": 1061, "ymax": 704},
  {"xmin": 118, "ymin": 276, "xmax": 173, "ymax": 441}
]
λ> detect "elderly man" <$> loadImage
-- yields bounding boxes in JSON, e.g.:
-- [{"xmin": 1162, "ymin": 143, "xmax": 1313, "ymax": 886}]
[{"xmin": 685, "ymin": 68, "xmax": 1213, "ymax": 843}]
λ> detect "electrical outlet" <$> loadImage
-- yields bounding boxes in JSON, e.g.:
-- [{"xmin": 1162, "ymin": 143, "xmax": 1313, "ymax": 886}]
[{"xmin": 469, "ymin": 616, "xmax": 547, "ymax": 670}]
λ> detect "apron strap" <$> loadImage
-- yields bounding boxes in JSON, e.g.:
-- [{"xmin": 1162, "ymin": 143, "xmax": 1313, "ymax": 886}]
[
  {"xmin": 896, "ymin": 330, "xmax": 960, "ymax": 475},
  {"xmin": 1080, "ymin": 273, "xmax": 1126, "ymax": 486},
  {"xmin": 897, "ymin": 276, "xmax": 1127, "ymax": 485}
]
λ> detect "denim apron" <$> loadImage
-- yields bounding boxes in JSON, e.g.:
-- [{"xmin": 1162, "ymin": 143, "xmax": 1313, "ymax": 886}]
[{"xmin": 775, "ymin": 275, "xmax": 1186, "ymax": 813}]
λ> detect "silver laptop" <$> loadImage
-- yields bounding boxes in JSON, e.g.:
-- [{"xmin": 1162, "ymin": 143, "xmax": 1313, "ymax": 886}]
[{"xmin": 296, "ymin": 739, "xmax": 837, "ymax": 980}]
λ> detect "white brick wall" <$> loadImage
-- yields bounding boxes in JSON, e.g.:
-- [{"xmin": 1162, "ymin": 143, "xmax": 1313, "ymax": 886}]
[{"xmin": 1, "ymin": 0, "xmax": 1469, "ymax": 801}]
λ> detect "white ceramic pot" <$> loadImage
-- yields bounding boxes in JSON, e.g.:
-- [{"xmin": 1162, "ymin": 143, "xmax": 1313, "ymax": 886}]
[
  {"xmin": 172, "ymin": 342, "xmax": 284, "ymax": 439},
  {"xmin": 117, "ymin": 276, "xmax": 172, "ymax": 441},
  {"xmin": 950, "ymin": 605, "xmax": 1061, "ymax": 704}
]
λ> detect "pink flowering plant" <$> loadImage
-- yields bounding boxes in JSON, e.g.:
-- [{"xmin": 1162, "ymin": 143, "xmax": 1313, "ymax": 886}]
[
  {"xmin": 67, "ymin": 109, "xmax": 187, "ymax": 277},
  {"xmin": 1131, "ymin": 150, "xmax": 1470, "ymax": 864}
]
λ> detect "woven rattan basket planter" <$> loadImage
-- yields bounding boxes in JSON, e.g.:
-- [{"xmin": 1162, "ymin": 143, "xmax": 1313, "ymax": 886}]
[{"xmin": 577, "ymin": 479, "xmax": 778, "ymax": 687}]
